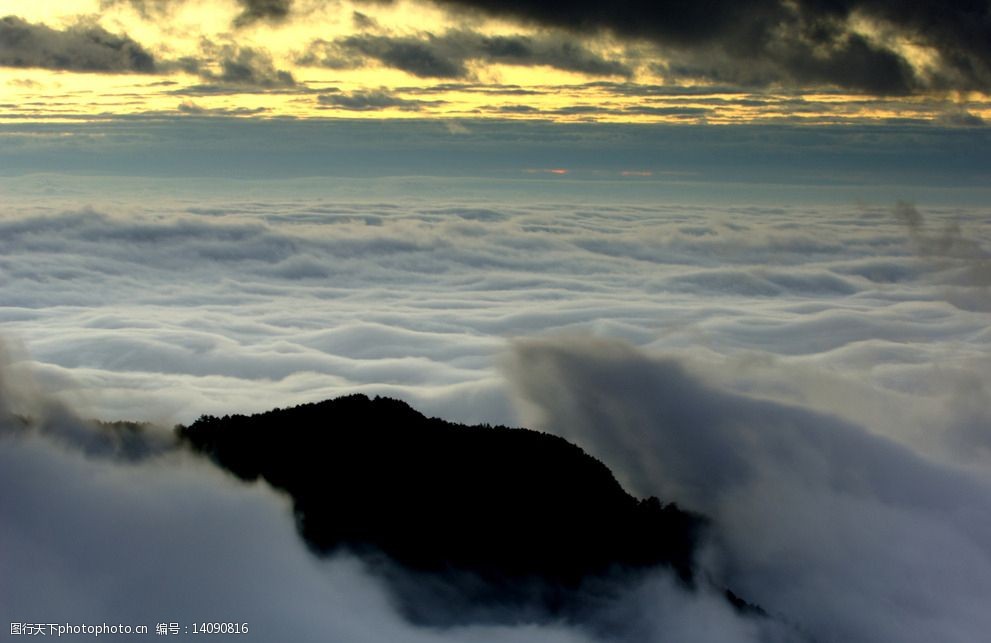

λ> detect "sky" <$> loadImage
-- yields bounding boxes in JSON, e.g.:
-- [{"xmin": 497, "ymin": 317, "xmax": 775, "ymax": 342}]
[
  {"xmin": 1, "ymin": 0, "xmax": 990, "ymax": 124},
  {"xmin": 2, "ymin": 2, "xmax": 991, "ymax": 643}
]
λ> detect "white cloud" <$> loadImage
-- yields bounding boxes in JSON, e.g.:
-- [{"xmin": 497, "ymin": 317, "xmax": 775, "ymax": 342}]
[
  {"xmin": 0, "ymin": 197, "xmax": 987, "ymax": 438},
  {"xmin": 502, "ymin": 336, "xmax": 991, "ymax": 643},
  {"xmin": 0, "ymin": 352, "xmax": 779, "ymax": 643},
  {"xmin": 2, "ymin": 188, "xmax": 990, "ymax": 641}
]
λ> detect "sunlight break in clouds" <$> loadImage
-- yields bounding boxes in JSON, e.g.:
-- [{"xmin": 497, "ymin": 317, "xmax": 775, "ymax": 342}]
[{"xmin": 3, "ymin": 0, "xmax": 991, "ymax": 122}]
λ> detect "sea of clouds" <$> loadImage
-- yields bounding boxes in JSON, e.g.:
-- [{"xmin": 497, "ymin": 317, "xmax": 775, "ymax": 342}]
[{"xmin": 1, "ymin": 189, "xmax": 989, "ymax": 642}]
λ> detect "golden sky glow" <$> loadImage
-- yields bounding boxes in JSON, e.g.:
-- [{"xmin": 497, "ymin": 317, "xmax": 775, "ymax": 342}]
[{"xmin": 1, "ymin": 0, "xmax": 989, "ymax": 124}]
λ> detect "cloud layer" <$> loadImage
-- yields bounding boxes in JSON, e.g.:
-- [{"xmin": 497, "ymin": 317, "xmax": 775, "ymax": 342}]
[
  {"xmin": 0, "ymin": 344, "xmax": 789, "ymax": 643},
  {"xmin": 104, "ymin": 0, "xmax": 292, "ymax": 27},
  {"xmin": 503, "ymin": 336, "xmax": 991, "ymax": 643},
  {"xmin": 429, "ymin": 0, "xmax": 991, "ymax": 93},
  {"xmin": 1, "ymin": 176, "xmax": 989, "ymax": 641},
  {"xmin": 1, "ymin": 189, "xmax": 987, "ymax": 458},
  {"xmin": 94, "ymin": 0, "xmax": 991, "ymax": 92},
  {"xmin": 7, "ymin": 0, "xmax": 990, "ymax": 107},
  {"xmin": 300, "ymin": 29, "xmax": 631, "ymax": 79},
  {"xmin": 0, "ymin": 16, "xmax": 155, "ymax": 73}
]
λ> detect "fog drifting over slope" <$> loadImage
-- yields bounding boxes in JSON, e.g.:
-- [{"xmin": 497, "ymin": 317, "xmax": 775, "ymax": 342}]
[
  {"xmin": 0, "ymin": 342, "xmax": 786, "ymax": 643},
  {"xmin": 505, "ymin": 337, "xmax": 991, "ymax": 643},
  {"xmin": 1, "ymin": 189, "xmax": 989, "ymax": 641}
]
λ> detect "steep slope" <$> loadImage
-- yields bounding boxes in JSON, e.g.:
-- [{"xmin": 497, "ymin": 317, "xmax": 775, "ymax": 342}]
[{"xmin": 178, "ymin": 394, "xmax": 705, "ymax": 621}]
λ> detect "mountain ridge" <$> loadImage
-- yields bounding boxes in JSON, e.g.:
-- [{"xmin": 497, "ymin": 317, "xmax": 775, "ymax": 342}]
[{"xmin": 177, "ymin": 393, "xmax": 711, "ymax": 624}]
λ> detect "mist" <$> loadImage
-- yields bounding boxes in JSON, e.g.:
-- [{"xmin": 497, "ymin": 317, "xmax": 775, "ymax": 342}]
[
  {"xmin": 504, "ymin": 336, "xmax": 991, "ymax": 643},
  {"xmin": 1, "ymin": 346, "xmax": 800, "ymax": 643}
]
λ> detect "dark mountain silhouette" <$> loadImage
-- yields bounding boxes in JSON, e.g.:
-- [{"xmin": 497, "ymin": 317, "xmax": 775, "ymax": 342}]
[{"xmin": 177, "ymin": 394, "xmax": 711, "ymax": 625}]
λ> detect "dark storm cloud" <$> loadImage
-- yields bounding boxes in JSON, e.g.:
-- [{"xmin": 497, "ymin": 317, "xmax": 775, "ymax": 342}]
[
  {"xmin": 399, "ymin": 82, "xmax": 543, "ymax": 96},
  {"xmin": 177, "ymin": 99, "xmax": 269, "ymax": 115},
  {"xmin": 233, "ymin": 0, "xmax": 293, "ymax": 27},
  {"xmin": 0, "ymin": 16, "xmax": 155, "ymax": 73},
  {"xmin": 96, "ymin": 0, "xmax": 991, "ymax": 91},
  {"xmin": 298, "ymin": 29, "xmax": 631, "ymax": 79},
  {"xmin": 0, "ymin": 13, "xmax": 295, "ymax": 87},
  {"xmin": 425, "ymin": 0, "xmax": 991, "ymax": 93},
  {"xmin": 352, "ymin": 10, "xmax": 380, "ymax": 30},
  {"xmin": 623, "ymin": 105, "xmax": 709, "ymax": 117},
  {"xmin": 328, "ymin": 34, "xmax": 466, "ymax": 77},
  {"xmin": 216, "ymin": 47, "xmax": 295, "ymax": 86},
  {"xmin": 102, "ymin": 0, "xmax": 292, "ymax": 27},
  {"xmin": 317, "ymin": 88, "xmax": 431, "ymax": 110},
  {"xmin": 658, "ymin": 31, "xmax": 917, "ymax": 94},
  {"xmin": 179, "ymin": 45, "xmax": 296, "ymax": 88},
  {"xmin": 490, "ymin": 103, "xmax": 541, "ymax": 113}
]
